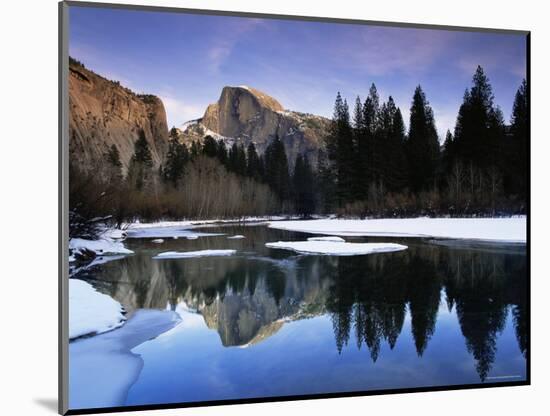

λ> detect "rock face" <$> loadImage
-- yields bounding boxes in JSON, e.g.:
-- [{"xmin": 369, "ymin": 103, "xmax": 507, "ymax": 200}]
[
  {"xmin": 68, "ymin": 58, "xmax": 168, "ymax": 173},
  {"xmin": 179, "ymin": 86, "xmax": 330, "ymax": 168}
]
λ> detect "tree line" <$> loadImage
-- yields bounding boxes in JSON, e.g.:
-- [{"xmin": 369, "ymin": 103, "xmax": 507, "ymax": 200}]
[
  {"xmin": 322, "ymin": 66, "xmax": 527, "ymax": 217},
  {"xmin": 69, "ymin": 127, "xmax": 315, "ymax": 237}
]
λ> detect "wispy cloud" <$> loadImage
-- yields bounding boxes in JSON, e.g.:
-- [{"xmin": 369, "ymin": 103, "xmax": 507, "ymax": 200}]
[
  {"xmin": 159, "ymin": 95, "xmax": 205, "ymax": 128},
  {"xmin": 337, "ymin": 27, "xmax": 457, "ymax": 76},
  {"xmin": 206, "ymin": 18, "xmax": 265, "ymax": 74},
  {"xmin": 455, "ymin": 34, "xmax": 526, "ymax": 79}
]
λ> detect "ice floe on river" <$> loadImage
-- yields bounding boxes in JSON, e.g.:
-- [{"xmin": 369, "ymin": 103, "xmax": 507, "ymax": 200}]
[{"xmin": 266, "ymin": 240, "xmax": 407, "ymax": 256}]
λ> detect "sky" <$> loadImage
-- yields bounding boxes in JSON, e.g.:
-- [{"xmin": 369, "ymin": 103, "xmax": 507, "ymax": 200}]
[{"xmin": 69, "ymin": 6, "xmax": 527, "ymax": 140}]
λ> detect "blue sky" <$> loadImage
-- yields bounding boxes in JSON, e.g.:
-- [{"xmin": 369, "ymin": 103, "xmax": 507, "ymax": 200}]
[{"xmin": 69, "ymin": 6, "xmax": 527, "ymax": 140}]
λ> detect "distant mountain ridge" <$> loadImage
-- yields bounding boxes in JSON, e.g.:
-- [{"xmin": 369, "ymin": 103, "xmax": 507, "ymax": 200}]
[
  {"xmin": 68, "ymin": 59, "xmax": 329, "ymax": 172},
  {"xmin": 176, "ymin": 85, "xmax": 330, "ymax": 167}
]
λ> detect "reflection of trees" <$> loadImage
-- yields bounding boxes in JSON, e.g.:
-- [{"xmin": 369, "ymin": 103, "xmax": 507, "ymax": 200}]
[
  {"xmin": 503, "ymin": 255, "xmax": 528, "ymax": 357},
  {"xmin": 512, "ymin": 303, "xmax": 527, "ymax": 357},
  {"xmin": 326, "ymin": 254, "xmax": 410, "ymax": 360},
  {"xmin": 407, "ymin": 254, "xmax": 441, "ymax": 356},
  {"xmin": 265, "ymin": 267, "xmax": 287, "ymax": 305},
  {"xmin": 325, "ymin": 246, "xmax": 526, "ymax": 380},
  {"xmin": 442, "ymin": 249, "xmax": 525, "ymax": 380}
]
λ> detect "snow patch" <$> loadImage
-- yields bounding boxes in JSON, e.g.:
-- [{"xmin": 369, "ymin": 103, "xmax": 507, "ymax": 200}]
[
  {"xmin": 265, "ymin": 241, "xmax": 407, "ymax": 256},
  {"xmin": 151, "ymin": 239, "xmax": 164, "ymax": 243},
  {"xmin": 100, "ymin": 228, "xmax": 127, "ymax": 240},
  {"xmin": 69, "ymin": 238, "xmax": 133, "ymax": 258},
  {"xmin": 268, "ymin": 217, "xmax": 526, "ymax": 243},
  {"xmin": 152, "ymin": 250, "xmax": 237, "ymax": 259},
  {"xmin": 69, "ymin": 279, "xmax": 126, "ymax": 340},
  {"xmin": 180, "ymin": 119, "xmax": 199, "ymax": 132},
  {"xmin": 227, "ymin": 235, "xmax": 246, "ymax": 239}
]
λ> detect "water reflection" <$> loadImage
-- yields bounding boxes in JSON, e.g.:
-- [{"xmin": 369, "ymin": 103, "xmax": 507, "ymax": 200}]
[{"xmin": 76, "ymin": 225, "xmax": 527, "ymax": 383}]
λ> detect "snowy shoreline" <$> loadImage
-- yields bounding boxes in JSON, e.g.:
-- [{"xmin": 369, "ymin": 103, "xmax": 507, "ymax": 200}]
[
  {"xmin": 69, "ymin": 279, "xmax": 126, "ymax": 340},
  {"xmin": 268, "ymin": 217, "xmax": 527, "ymax": 243},
  {"xmin": 69, "ymin": 216, "xmax": 526, "ymax": 265}
]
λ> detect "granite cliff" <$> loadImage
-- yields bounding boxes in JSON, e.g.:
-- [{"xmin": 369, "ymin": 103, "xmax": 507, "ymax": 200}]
[
  {"xmin": 68, "ymin": 58, "xmax": 169, "ymax": 173},
  {"xmin": 178, "ymin": 85, "xmax": 330, "ymax": 167}
]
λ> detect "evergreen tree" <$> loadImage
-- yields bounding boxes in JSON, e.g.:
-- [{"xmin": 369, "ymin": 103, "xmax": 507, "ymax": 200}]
[
  {"xmin": 351, "ymin": 96, "xmax": 365, "ymax": 197},
  {"xmin": 228, "ymin": 143, "xmax": 247, "ymax": 176},
  {"xmin": 238, "ymin": 144, "xmax": 247, "ymax": 175},
  {"xmin": 162, "ymin": 135, "xmax": 189, "ymax": 186},
  {"xmin": 361, "ymin": 84, "xmax": 381, "ymax": 192},
  {"xmin": 169, "ymin": 126, "xmax": 179, "ymax": 140},
  {"xmin": 105, "ymin": 144, "xmax": 122, "ymax": 182},
  {"xmin": 326, "ymin": 92, "xmax": 355, "ymax": 205},
  {"xmin": 257, "ymin": 154, "xmax": 266, "ymax": 182},
  {"xmin": 406, "ymin": 86, "xmax": 440, "ymax": 192},
  {"xmin": 133, "ymin": 129, "xmax": 153, "ymax": 166},
  {"xmin": 264, "ymin": 135, "xmax": 290, "ymax": 202},
  {"xmin": 379, "ymin": 99, "xmax": 408, "ymax": 191},
  {"xmin": 452, "ymin": 66, "xmax": 503, "ymax": 169},
  {"xmin": 292, "ymin": 154, "xmax": 315, "ymax": 217},
  {"xmin": 353, "ymin": 96, "xmax": 364, "ymax": 130},
  {"xmin": 216, "ymin": 140, "xmax": 228, "ymax": 165},
  {"xmin": 127, "ymin": 129, "xmax": 154, "ymax": 191},
  {"xmin": 441, "ymin": 129, "xmax": 455, "ymax": 174},
  {"xmin": 106, "ymin": 144, "xmax": 122, "ymax": 169},
  {"xmin": 447, "ymin": 66, "xmax": 507, "ymax": 211},
  {"xmin": 190, "ymin": 141, "xmax": 200, "ymax": 158},
  {"xmin": 508, "ymin": 79, "xmax": 528, "ymax": 200},
  {"xmin": 202, "ymin": 135, "xmax": 218, "ymax": 158},
  {"xmin": 228, "ymin": 143, "xmax": 239, "ymax": 173},
  {"xmin": 246, "ymin": 142, "xmax": 262, "ymax": 180},
  {"xmin": 317, "ymin": 147, "xmax": 336, "ymax": 213}
]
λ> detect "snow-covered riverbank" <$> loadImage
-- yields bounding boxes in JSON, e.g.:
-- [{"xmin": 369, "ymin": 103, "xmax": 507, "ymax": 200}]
[
  {"xmin": 69, "ymin": 237, "xmax": 133, "ymax": 260},
  {"xmin": 69, "ymin": 279, "xmax": 127, "ymax": 339},
  {"xmin": 268, "ymin": 217, "xmax": 527, "ymax": 243}
]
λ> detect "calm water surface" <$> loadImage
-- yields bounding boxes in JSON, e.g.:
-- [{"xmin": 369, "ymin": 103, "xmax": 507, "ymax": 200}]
[{"xmin": 69, "ymin": 224, "xmax": 527, "ymax": 410}]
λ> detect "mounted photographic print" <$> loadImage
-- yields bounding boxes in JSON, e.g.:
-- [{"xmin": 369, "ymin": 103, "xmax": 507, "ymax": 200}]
[{"xmin": 59, "ymin": 1, "xmax": 530, "ymax": 414}]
